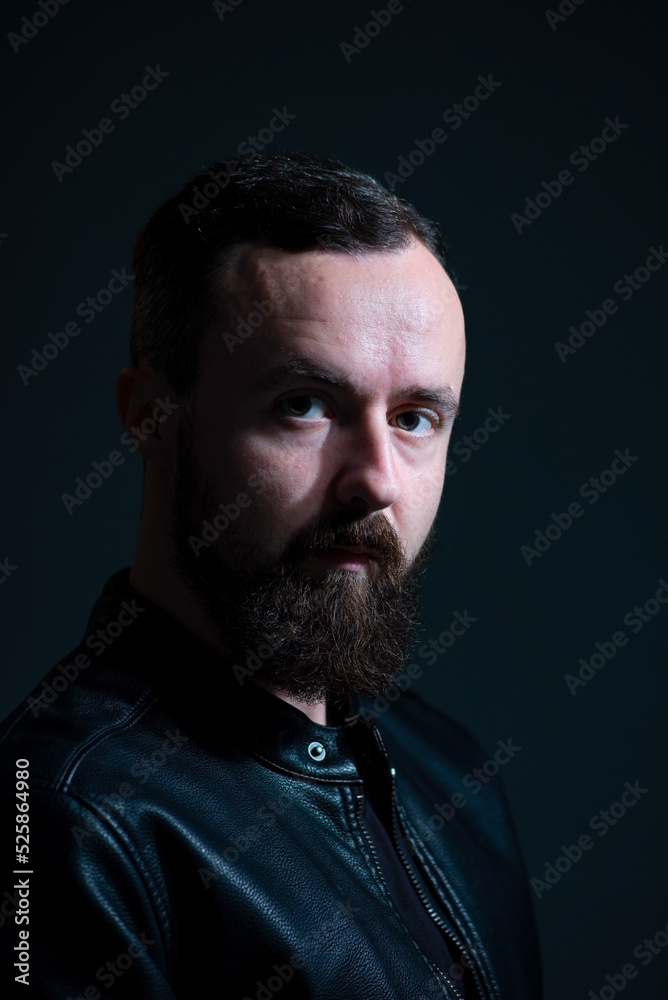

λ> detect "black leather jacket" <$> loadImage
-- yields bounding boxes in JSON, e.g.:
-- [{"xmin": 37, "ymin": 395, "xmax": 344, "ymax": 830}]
[{"xmin": 0, "ymin": 570, "xmax": 541, "ymax": 999}]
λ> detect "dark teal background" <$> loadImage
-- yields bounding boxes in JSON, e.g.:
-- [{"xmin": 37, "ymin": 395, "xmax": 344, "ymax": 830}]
[{"xmin": 2, "ymin": 0, "xmax": 667, "ymax": 995}]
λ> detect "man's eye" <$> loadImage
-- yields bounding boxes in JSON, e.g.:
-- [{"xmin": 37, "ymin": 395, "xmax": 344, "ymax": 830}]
[
  {"xmin": 280, "ymin": 395, "xmax": 328, "ymax": 418},
  {"xmin": 394, "ymin": 411, "xmax": 434, "ymax": 435}
]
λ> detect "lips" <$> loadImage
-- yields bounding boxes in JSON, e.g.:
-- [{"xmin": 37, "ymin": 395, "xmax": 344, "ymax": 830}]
[
  {"xmin": 305, "ymin": 545, "xmax": 381, "ymax": 572},
  {"xmin": 330, "ymin": 545, "xmax": 380, "ymax": 560}
]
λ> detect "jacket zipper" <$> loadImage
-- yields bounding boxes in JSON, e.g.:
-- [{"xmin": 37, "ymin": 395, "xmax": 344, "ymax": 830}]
[
  {"xmin": 355, "ymin": 788, "xmax": 465, "ymax": 1000},
  {"xmin": 385, "ymin": 767, "xmax": 489, "ymax": 1000},
  {"xmin": 357, "ymin": 795, "xmax": 463, "ymax": 1000}
]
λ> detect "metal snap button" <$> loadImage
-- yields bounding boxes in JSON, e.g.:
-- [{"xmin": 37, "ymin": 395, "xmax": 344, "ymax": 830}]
[{"xmin": 308, "ymin": 741, "xmax": 326, "ymax": 762}]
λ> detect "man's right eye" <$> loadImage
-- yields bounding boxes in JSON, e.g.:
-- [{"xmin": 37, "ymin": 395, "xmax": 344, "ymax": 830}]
[{"xmin": 279, "ymin": 395, "xmax": 328, "ymax": 419}]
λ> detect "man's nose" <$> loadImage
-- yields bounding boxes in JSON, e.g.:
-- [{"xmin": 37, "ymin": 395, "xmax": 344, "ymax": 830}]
[{"xmin": 332, "ymin": 413, "xmax": 401, "ymax": 514}]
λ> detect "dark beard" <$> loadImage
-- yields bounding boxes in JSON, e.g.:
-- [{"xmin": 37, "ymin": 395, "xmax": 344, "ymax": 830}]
[{"xmin": 169, "ymin": 410, "xmax": 434, "ymax": 709}]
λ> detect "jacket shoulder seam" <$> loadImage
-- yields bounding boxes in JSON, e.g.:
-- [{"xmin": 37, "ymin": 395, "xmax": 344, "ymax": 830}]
[
  {"xmin": 56, "ymin": 688, "xmax": 158, "ymax": 793},
  {"xmin": 31, "ymin": 784, "xmax": 174, "ymax": 971}
]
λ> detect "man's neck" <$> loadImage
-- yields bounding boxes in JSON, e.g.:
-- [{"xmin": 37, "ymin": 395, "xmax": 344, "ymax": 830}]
[
  {"xmin": 249, "ymin": 678, "xmax": 330, "ymax": 726},
  {"xmin": 128, "ymin": 561, "xmax": 336, "ymax": 728},
  {"xmin": 128, "ymin": 492, "xmax": 341, "ymax": 729}
]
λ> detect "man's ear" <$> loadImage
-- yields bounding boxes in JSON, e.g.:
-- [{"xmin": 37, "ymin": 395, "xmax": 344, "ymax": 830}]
[{"xmin": 115, "ymin": 366, "xmax": 184, "ymax": 472}]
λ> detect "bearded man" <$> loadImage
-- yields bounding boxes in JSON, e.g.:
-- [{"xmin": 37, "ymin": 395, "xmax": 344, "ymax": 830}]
[{"xmin": 0, "ymin": 152, "xmax": 541, "ymax": 999}]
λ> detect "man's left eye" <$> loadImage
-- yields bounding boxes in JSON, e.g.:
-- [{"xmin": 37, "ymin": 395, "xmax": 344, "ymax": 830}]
[
  {"xmin": 394, "ymin": 411, "xmax": 434, "ymax": 435},
  {"xmin": 280, "ymin": 395, "xmax": 328, "ymax": 418}
]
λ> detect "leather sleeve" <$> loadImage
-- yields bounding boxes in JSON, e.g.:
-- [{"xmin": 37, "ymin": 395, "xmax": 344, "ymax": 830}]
[{"xmin": 0, "ymin": 784, "xmax": 176, "ymax": 1000}]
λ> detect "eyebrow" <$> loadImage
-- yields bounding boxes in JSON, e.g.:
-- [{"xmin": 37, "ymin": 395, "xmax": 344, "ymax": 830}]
[{"xmin": 255, "ymin": 356, "xmax": 460, "ymax": 416}]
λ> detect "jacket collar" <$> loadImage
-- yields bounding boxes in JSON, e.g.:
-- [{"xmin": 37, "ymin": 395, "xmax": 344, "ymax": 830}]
[{"xmin": 86, "ymin": 568, "xmax": 387, "ymax": 783}]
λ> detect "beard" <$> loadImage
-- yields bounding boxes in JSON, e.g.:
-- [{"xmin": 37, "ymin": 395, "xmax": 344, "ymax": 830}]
[{"xmin": 169, "ymin": 409, "xmax": 435, "ymax": 711}]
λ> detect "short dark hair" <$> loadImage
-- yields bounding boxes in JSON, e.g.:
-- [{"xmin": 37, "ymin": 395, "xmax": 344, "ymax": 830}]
[{"xmin": 130, "ymin": 151, "xmax": 452, "ymax": 397}]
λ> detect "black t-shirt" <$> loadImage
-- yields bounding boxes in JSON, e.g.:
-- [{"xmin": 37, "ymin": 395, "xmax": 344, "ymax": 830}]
[{"xmin": 360, "ymin": 781, "xmax": 472, "ymax": 998}]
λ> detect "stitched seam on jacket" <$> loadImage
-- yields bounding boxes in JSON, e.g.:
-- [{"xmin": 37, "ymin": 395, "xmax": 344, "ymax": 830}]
[
  {"xmin": 55, "ymin": 688, "xmax": 157, "ymax": 792},
  {"xmin": 25, "ymin": 784, "xmax": 175, "ymax": 982},
  {"xmin": 81, "ymin": 795, "xmax": 174, "ymax": 973}
]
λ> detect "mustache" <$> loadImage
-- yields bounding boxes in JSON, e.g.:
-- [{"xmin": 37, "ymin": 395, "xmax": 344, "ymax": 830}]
[{"xmin": 279, "ymin": 510, "xmax": 406, "ymax": 571}]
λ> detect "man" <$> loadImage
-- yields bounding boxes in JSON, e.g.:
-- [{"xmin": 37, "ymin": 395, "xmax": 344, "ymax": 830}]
[{"xmin": 0, "ymin": 153, "xmax": 541, "ymax": 998}]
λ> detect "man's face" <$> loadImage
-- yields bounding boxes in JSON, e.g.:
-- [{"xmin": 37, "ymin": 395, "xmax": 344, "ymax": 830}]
[{"xmin": 169, "ymin": 239, "xmax": 465, "ymax": 706}]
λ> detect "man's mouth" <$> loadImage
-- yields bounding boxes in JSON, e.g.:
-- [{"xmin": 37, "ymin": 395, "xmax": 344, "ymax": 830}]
[
  {"xmin": 332, "ymin": 545, "xmax": 380, "ymax": 559},
  {"xmin": 307, "ymin": 545, "xmax": 381, "ymax": 572}
]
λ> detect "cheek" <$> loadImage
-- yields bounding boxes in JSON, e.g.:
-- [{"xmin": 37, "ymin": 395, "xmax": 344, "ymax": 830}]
[
  {"xmin": 408, "ymin": 457, "xmax": 446, "ymax": 515},
  {"xmin": 402, "ymin": 494, "xmax": 441, "ymax": 551},
  {"xmin": 230, "ymin": 443, "xmax": 327, "ymax": 527},
  {"xmin": 389, "ymin": 466, "xmax": 443, "ymax": 555}
]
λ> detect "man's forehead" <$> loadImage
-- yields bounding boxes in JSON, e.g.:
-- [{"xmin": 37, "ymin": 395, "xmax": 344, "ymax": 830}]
[
  {"xmin": 201, "ymin": 240, "xmax": 465, "ymax": 403},
  {"xmin": 217, "ymin": 240, "xmax": 461, "ymax": 330}
]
